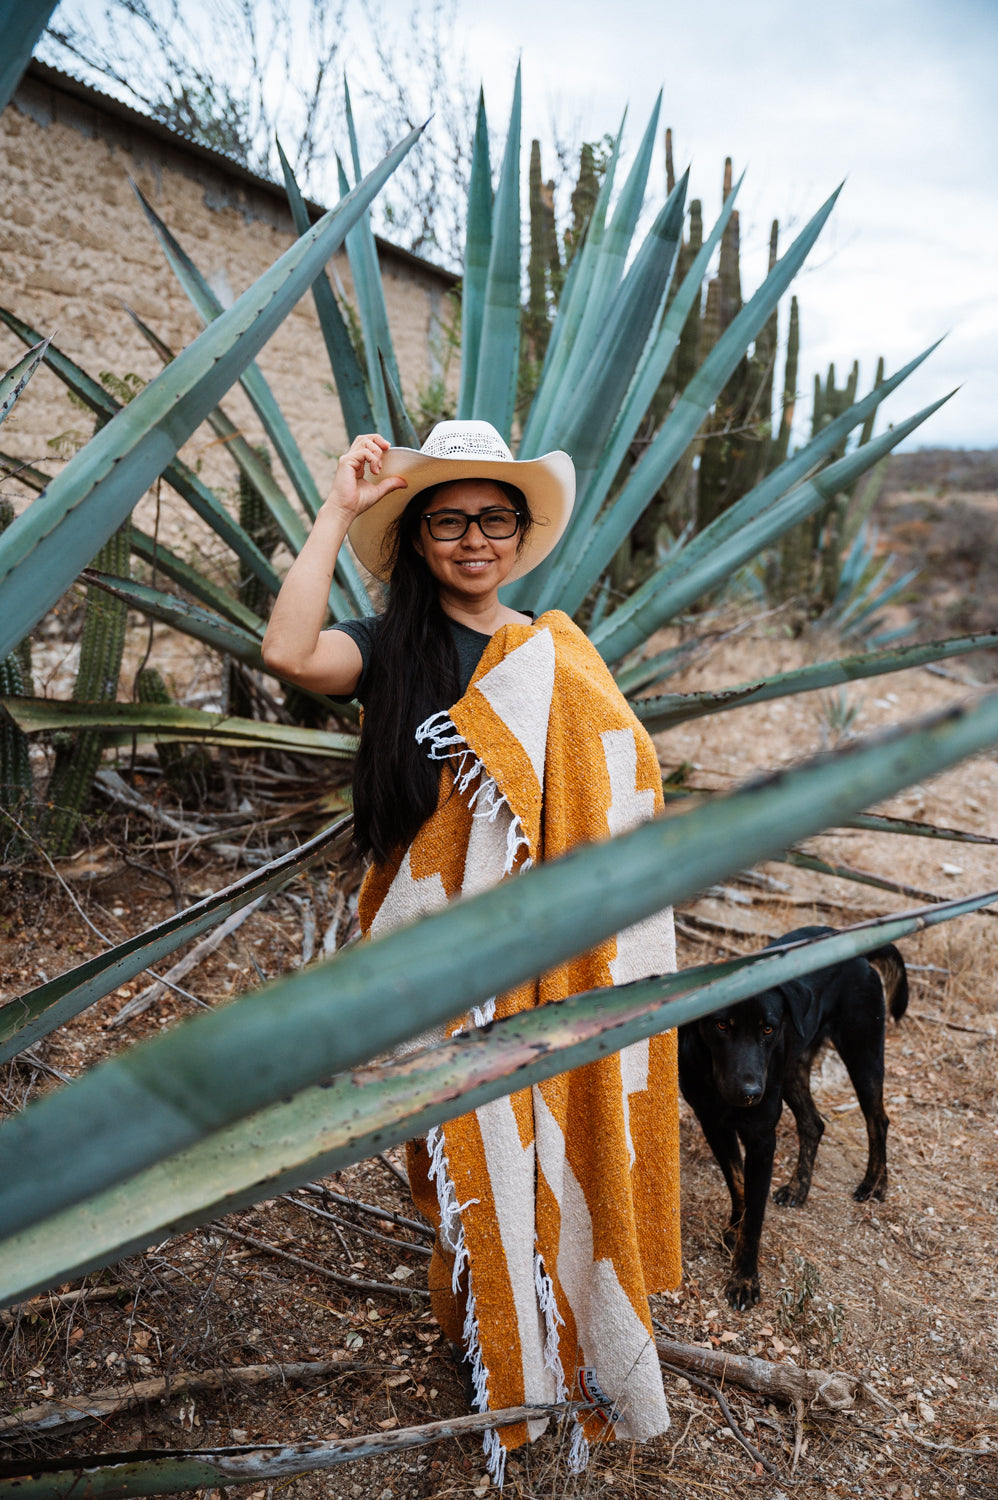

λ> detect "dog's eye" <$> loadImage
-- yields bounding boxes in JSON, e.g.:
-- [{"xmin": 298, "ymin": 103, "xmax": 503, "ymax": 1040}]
[
  {"xmin": 715, "ymin": 1020, "xmax": 727, "ymax": 1032},
  {"xmin": 762, "ymin": 1025, "xmax": 774, "ymax": 1035}
]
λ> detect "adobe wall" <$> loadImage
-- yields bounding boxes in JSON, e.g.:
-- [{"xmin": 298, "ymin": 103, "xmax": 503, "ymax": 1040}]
[{"xmin": 0, "ymin": 65, "xmax": 456, "ymax": 555}]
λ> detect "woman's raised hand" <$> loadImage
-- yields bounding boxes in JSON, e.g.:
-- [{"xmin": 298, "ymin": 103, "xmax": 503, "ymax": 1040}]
[{"xmin": 324, "ymin": 433, "xmax": 407, "ymax": 521}]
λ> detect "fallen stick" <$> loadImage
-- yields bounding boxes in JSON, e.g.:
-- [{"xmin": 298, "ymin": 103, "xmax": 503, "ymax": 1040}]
[
  {"xmin": 0, "ymin": 1359, "xmax": 355, "ymax": 1436},
  {"xmin": 222, "ymin": 1228, "xmax": 430, "ymax": 1299},
  {"xmin": 659, "ymin": 1358, "xmax": 776, "ymax": 1475},
  {"xmin": 299, "ymin": 1183, "xmax": 435, "ymax": 1241},
  {"xmin": 0, "ymin": 1284, "xmax": 131, "ymax": 1327},
  {"xmin": 111, "ymin": 897, "xmax": 266, "ymax": 1025},
  {"xmin": 0, "ymin": 1401, "xmax": 580, "ymax": 1496},
  {"xmin": 286, "ymin": 1195, "xmax": 432, "ymax": 1257},
  {"xmin": 655, "ymin": 1336, "xmax": 874, "ymax": 1413}
]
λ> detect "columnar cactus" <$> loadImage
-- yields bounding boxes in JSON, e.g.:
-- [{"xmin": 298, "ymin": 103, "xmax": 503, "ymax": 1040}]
[
  {"xmin": 41, "ymin": 521, "xmax": 131, "ymax": 855},
  {"xmin": 0, "ymin": 499, "xmax": 33, "ymax": 849}
]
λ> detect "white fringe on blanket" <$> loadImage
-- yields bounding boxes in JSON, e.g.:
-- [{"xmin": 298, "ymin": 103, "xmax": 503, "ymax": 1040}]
[
  {"xmin": 416, "ymin": 710, "xmax": 531, "ymax": 876},
  {"xmin": 426, "ymin": 1122, "xmax": 506, "ymax": 1486}
]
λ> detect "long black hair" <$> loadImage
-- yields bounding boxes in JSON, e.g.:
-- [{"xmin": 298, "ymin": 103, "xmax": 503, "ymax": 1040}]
[{"xmin": 352, "ymin": 480, "xmax": 534, "ymax": 864}]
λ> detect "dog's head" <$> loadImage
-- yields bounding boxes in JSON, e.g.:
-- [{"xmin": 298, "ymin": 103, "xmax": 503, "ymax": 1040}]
[{"xmin": 696, "ymin": 988, "xmax": 791, "ymax": 1108}]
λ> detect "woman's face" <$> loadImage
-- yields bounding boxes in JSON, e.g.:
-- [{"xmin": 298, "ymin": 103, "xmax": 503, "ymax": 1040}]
[{"xmin": 412, "ymin": 479, "xmax": 523, "ymax": 603}]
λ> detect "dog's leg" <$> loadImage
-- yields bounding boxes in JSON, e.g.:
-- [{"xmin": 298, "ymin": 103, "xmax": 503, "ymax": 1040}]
[
  {"xmin": 697, "ymin": 1117, "xmax": 746, "ymax": 1247},
  {"xmin": 773, "ymin": 1055, "xmax": 824, "ymax": 1207},
  {"xmin": 830, "ymin": 986, "xmax": 891, "ymax": 1200},
  {"xmin": 836, "ymin": 1038, "xmax": 890, "ymax": 1201},
  {"xmin": 726, "ymin": 1131, "xmax": 776, "ymax": 1310}
]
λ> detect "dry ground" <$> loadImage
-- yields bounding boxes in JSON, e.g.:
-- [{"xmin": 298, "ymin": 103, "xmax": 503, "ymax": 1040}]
[{"xmin": 2, "ymin": 472, "xmax": 998, "ymax": 1498}]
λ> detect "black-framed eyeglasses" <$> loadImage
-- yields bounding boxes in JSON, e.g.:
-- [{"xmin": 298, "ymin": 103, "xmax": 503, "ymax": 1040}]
[{"xmin": 421, "ymin": 507, "xmax": 522, "ymax": 541}]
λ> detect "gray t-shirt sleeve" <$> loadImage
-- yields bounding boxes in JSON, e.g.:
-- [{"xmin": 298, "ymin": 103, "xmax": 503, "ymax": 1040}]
[{"xmin": 325, "ymin": 616, "xmax": 379, "ymax": 702}]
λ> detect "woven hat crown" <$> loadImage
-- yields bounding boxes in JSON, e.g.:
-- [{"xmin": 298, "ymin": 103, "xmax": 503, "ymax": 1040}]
[{"xmin": 418, "ymin": 420, "xmax": 514, "ymax": 464}]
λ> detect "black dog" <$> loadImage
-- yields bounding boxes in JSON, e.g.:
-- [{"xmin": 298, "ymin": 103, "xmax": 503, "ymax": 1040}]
[{"xmin": 678, "ymin": 926, "xmax": 908, "ymax": 1309}]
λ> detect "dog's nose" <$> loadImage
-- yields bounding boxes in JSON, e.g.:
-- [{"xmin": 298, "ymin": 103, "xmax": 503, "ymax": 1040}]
[{"xmin": 738, "ymin": 1086, "xmax": 763, "ymax": 1106}]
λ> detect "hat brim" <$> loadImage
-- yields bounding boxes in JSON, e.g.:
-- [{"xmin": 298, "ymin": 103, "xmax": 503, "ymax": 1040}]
[{"xmin": 348, "ymin": 447, "xmax": 576, "ymax": 583}]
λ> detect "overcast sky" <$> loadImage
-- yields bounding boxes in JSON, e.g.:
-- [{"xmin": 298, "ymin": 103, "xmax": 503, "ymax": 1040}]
[
  {"xmin": 440, "ymin": 0, "xmax": 996, "ymax": 451},
  {"xmin": 48, "ymin": 0, "xmax": 997, "ymax": 449}
]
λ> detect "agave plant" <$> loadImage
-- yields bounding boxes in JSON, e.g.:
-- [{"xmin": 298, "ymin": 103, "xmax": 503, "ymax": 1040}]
[{"xmin": 1, "ymin": 58, "xmax": 997, "ymax": 1360}]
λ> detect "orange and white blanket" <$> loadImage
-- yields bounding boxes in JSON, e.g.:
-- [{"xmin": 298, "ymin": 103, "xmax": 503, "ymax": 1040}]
[{"xmin": 358, "ymin": 609, "xmax": 681, "ymax": 1482}]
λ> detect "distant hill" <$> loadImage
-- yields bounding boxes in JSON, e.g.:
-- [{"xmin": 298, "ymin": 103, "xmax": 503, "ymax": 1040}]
[{"xmin": 885, "ymin": 449, "xmax": 998, "ymax": 493}]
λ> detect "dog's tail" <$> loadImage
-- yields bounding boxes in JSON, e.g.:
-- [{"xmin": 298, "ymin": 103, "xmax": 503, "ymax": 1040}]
[{"xmin": 867, "ymin": 943, "xmax": 909, "ymax": 1022}]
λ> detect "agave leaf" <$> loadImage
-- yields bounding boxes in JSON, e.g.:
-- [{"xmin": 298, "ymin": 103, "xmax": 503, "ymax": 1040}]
[
  {"xmin": 343, "ymin": 79, "xmax": 404, "ymax": 402},
  {"xmin": 592, "ymin": 394, "xmax": 952, "ymax": 664},
  {"xmin": 633, "ymin": 626, "xmax": 998, "ymax": 732},
  {"xmin": 518, "ymin": 116, "xmax": 624, "ymax": 457},
  {"xmin": 0, "ymin": 306, "xmax": 283, "ymax": 603},
  {"xmin": 82, "ymin": 571, "xmax": 267, "ymax": 666},
  {"xmin": 125, "ymin": 303, "xmax": 369, "ymax": 619},
  {"xmin": 3, "ymin": 696, "xmax": 357, "ymax": 756},
  {"xmin": 845, "ymin": 812, "xmax": 998, "ymax": 845},
  {"xmin": 563, "ymin": 172, "xmax": 687, "ymax": 479},
  {"xmin": 0, "ymin": 123, "xmax": 422, "ymax": 664},
  {"xmin": 543, "ymin": 94, "xmax": 663, "ymax": 449},
  {"xmin": 276, "ymin": 137, "xmax": 375, "ymax": 441},
  {"xmin": 132, "ymin": 184, "xmax": 323, "ymax": 523},
  {"xmin": 0, "ymin": 336, "xmax": 50, "ymax": 427},
  {"xmin": 0, "ymin": 818, "xmax": 353, "ymax": 1064},
  {"xmin": 777, "ymin": 847, "xmax": 971, "ymax": 911},
  {"xmin": 379, "ymin": 349, "xmax": 419, "ymax": 447},
  {"xmin": 3, "ymin": 886, "xmax": 996, "ymax": 1306},
  {"xmin": 3, "ymin": 688, "xmax": 998, "ymax": 1242},
  {"xmin": 570, "ymin": 177, "xmax": 741, "ymax": 529},
  {"xmin": 471, "ymin": 61, "xmax": 522, "ymax": 437},
  {"xmin": 511, "ymin": 176, "xmax": 741, "ymax": 610},
  {"xmin": 129, "ymin": 529, "xmax": 267, "ymax": 634},
  {"xmin": 0, "ymin": 0, "xmax": 58, "ymax": 114},
  {"xmin": 643, "ymin": 343, "xmax": 938, "ymax": 596},
  {"xmin": 457, "ymin": 87, "xmax": 493, "ymax": 419},
  {"xmin": 555, "ymin": 186, "xmax": 844, "ymax": 610}
]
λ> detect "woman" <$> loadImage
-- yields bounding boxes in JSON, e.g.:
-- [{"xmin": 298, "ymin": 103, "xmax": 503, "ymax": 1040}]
[{"xmin": 263, "ymin": 421, "xmax": 681, "ymax": 1482}]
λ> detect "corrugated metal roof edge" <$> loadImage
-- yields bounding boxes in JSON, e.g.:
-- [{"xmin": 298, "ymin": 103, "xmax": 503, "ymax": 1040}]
[{"xmin": 17, "ymin": 57, "xmax": 458, "ymax": 286}]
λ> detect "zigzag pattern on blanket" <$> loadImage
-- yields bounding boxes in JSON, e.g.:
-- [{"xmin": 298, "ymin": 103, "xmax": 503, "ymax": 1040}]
[{"xmin": 359, "ymin": 611, "xmax": 681, "ymax": 1479}]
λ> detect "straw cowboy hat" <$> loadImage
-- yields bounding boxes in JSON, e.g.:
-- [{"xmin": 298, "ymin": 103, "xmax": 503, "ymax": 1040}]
[{"xmin": 348, "ymin": 420, "xmax": 576, "ymax": 583}]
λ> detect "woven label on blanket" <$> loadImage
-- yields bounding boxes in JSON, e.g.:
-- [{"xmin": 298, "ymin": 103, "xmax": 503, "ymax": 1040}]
[{"xmin": 358, "ymin": 610, "xmax": 681, "ymax": 1478}]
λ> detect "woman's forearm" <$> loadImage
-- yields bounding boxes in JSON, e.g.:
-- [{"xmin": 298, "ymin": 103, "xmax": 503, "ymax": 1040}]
[{"xmin": 261, "ymin": 503, "xmax": 353, "ymax": 677}]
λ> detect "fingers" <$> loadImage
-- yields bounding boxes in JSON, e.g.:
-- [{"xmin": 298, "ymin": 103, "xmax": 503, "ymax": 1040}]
[{"xmin": 345, "ymin": 432, "xmax": 391, "ymax": 477}]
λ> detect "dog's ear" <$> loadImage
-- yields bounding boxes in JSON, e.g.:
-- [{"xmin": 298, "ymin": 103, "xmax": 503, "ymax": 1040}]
[{"xmin": 779, "ymin": 979, "xmax": 821, "ymax": 1042}]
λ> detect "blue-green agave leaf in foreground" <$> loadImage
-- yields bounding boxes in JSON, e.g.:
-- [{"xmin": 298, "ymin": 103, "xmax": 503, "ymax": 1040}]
[
  {"xmin": 551, "ymin": 184, "xmax": 846, "ymax": 614},
  {"xmin": 2, "ymin": 886, "xmax": 995, "ymax": 1307},
  {"xmin": 472, "ymin": 61, "xmax": 522, "ymax": 438},
  {"xmin": 633, "ymin": 627, "xmax": 998, "ymax": 732},
  {"xmin": 457, "ymin": 88, "xmax": 493, "ymax": 420},
  {"xmin": 592, "ymin": 392, "xmax": 952, "ymax": 664},
  {"xmin": 276, "ymin": 137, "xmax": 375, "ymax": 443},
  {"xmin": 4, "ymin": 688, "xmax": 998, "ymax": 1242},
  {"xmin": 0, "ymin": 122, "xmax": 422, "ymax": 664},
  {"xmin": 0, "ymin": 336, "xmax": 49, "ymax": 427},
  {"xmin": 0, "ymin": 818, "xmax": 353, "ymax": 1064}
]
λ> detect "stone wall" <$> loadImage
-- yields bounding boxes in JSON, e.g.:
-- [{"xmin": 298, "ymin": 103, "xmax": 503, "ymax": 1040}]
[{"xmin": 0, "ymin": 62, "xmax": 456, "ymax": 539}]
